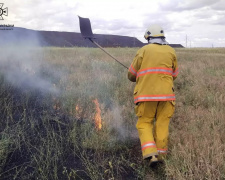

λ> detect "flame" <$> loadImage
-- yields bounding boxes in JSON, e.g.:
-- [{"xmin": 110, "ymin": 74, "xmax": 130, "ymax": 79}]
[
  {"xmin": 74, "ymin": 104, "xmax": 82, "ymax": 118},
  {"xmin": 53, "ymin": 97, "xmax": 60, "ymax": 110},
  {"xmin": 75, "ymin": 105, "xmax": 79, "ymax": 111},
  {"xmin": 93, "ymin": 99, "xmax": 102, "ymax": 130}
]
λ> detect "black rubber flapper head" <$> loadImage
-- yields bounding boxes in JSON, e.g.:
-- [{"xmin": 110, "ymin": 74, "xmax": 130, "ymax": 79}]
[{"xmin": 78, "ymin": 16, "xmax": 95, "ymax": 39}]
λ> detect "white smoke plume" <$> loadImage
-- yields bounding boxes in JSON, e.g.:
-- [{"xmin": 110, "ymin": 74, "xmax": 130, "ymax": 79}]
[
  {"xmin": 104, "ymin": 102, "xmax": 138, "ymax": 140},
  {"xmin": 0, "ymin": 30, "xmax": 59, "ymax": 95}
]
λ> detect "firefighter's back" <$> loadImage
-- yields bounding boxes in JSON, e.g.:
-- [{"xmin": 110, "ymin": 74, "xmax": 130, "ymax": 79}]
[{"xmin": 134, "ymin": 44, "xmax": 177, "ymax": 103}]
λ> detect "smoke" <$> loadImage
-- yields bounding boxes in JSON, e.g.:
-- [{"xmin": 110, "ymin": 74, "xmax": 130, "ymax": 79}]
[
  {"xmin": 103, "ymin": 101, "xmax": 138, "ymax": 141},
  {"xmin": 0, "ymin": 29, "xmax": 137, "ymax": 141},
  {"xmin": 89, "ymin": 59, "xmax": 138, "ymax": 141},
  {"xmin": 110, "ymin": 104, "xmax": 127, "ymax": 138},
  {"xmin": 110, "ymin": 104, "xmax": 138, "ymax": 140},
  {"xmin": 0, "ymin": 30, "xmax": 60, "ymax": 95}
]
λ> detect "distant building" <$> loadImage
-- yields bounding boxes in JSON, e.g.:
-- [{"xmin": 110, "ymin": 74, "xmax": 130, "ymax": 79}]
[{"xmin": 142, "ymin": 43, "xmax": 184, "ymax": 48}]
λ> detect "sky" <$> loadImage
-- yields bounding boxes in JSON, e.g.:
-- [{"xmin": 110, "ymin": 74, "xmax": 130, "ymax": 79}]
[{"xmin": 2, "ymin": 0, "xmax": 225, "ymax": 47}]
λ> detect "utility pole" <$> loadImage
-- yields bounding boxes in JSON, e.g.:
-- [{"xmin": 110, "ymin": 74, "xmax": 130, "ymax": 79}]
[{"xmin": 186, "ymin": 35, "xmax": 188, "ymax": 48}]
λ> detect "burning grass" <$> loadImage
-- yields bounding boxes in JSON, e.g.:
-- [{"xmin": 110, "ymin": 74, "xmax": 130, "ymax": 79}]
[{"xmin": 0, "ymin": 47, "xmax": 225, "ymax": 179}]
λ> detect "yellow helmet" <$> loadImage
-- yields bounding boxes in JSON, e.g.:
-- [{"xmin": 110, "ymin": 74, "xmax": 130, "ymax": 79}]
[{"xmin": 144, "ymin": 24, "xmax": 165, "ymax": 40}]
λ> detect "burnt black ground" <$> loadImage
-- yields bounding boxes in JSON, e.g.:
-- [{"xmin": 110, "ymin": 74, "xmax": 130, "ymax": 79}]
[{"xmin": 0, "ymin": 74, "xmax": 145, "ymax": 180}]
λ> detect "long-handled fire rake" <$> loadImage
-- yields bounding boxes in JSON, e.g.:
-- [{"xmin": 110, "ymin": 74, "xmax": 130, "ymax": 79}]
[{"xmin": 78, "ymin": 16, "xmax": 128, "ymax": 70}]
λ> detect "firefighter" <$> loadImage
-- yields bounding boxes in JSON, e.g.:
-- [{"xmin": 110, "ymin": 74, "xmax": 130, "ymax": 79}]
[{"xmin": 128, "ymin": 24, "xmax": 178, "ymax": 167}]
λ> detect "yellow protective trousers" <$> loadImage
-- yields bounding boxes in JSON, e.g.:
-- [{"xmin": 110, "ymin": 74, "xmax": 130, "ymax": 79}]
[{"xmin": 135, "ymin": 101, "xmax": 175, "ymax": 159}]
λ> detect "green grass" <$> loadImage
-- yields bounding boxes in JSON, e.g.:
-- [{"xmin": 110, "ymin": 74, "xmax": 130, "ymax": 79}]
[{"xmin": 0, "ymin": 47, "xmax": 225, "ymax": 179}]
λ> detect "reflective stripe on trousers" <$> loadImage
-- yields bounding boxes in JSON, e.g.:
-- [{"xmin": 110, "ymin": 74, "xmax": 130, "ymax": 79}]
[
  {"xmin": 134, "ymin": 94, "xmax": 175, "ymax": 104},
  {"xmin": 141, "ymin": 141, "xmax": 156, "ymax": 150}
]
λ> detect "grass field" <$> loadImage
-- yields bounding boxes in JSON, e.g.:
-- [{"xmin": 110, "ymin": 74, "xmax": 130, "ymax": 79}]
[{"xmin": 0, "ymin": 47, "xmax": 225, "ymax": 179}]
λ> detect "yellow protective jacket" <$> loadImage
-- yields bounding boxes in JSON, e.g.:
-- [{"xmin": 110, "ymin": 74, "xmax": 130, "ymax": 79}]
[{"xmin": 128, "ymin": 44, "xmax": 178, "ymax": 104}]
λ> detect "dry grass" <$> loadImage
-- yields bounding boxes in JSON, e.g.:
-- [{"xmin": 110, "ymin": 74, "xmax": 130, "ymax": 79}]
[
  {"xmin": 0, "ymin": 47, "xmax": 224, "ymax": 179},
  {"xmin": 167, "ymin": 48, "xmax": 225, "ymax": 180}
]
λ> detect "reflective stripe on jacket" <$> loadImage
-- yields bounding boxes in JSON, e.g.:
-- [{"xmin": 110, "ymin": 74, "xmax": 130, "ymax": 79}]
[{"xmin": 128, "ymin": 44, "xmax": 178, "ymax": 104}]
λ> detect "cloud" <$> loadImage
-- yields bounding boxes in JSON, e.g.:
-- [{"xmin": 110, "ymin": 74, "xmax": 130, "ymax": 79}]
[
  {"xmin": 211, "ymin": 13, "xmax": 225, "ymax": 25},
  {"xmin": 5, "ymin": 0, "xmax": 78, "ymax": 31},
  {"xmin": 159, "ymin": 0, "xmax": 219, "ymax": 11},
  {"xmin": 2, "ymin": 0, "xmax": 225, "ymax": 47},
  {"xmin": 193, "ymin": 7, "xmax": 214, "ymax": 20},
  {"xmin": 211, "ymin": 0, "xmax": 225, "ymax": 10}
]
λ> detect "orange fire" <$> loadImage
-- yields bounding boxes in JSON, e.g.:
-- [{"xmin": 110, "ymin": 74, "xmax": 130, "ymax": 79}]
[
  {"xmin": 53, "ymin": 98, "xmax": 61, "ymax": 110},
  {"xmin": 75, "ymin": 105, "xmax": 79, "ymax": 111},
  {"xmin": 93, "ymin": 99, "xmax": 102, "ymax": 130},
  {"xmin": 74, "ymin": 104, "xmax": 82, "ymax": 119}
]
